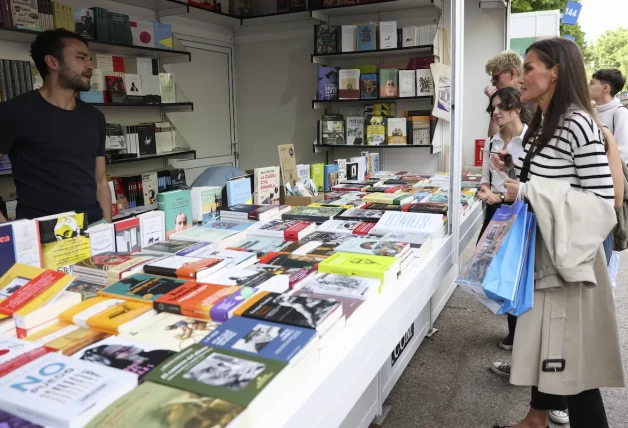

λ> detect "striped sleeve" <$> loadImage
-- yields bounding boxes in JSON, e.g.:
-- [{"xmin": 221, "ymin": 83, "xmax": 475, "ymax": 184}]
[{"xmin": 567, "ymin": 113, "xmax": 614, "ymax": 203}]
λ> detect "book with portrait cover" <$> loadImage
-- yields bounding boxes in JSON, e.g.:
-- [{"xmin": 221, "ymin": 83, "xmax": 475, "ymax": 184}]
[
  {"xmin": 234, "ymin": 291, "xmax": 342, "ymax": 333},
  {"xmin": 84, "ymin": 382, "xmax": 243, "ymax": 428},
  {"xmin": 317, "ymin": 67, "xmax": 339, "ymax": 101},
  {"xmin": 157, "ymin": 189, "xmax": 193, "ymax": 239},
  {"xmin": 144, "ymin": 344, "xmax": 286, "ymax": 407},
  {"xmin": 73, "ymin": 7, "xmax": 95, "ymax": 39},
  {"xmin": 200, "ymin": 316, "xmax": 317, "ymax": 362},
  {"xmin": 71, "ymin": 336, "xmax": 175, "ymax": 380}
]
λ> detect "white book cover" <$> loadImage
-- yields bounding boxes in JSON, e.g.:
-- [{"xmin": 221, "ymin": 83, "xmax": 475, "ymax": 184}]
[
  {"xmin": 139, "ymin": 211, "xmax": 165, "ymax": 248},
  {"xmin": 346, "ymin": 117, "xmax": 365, "ymax": 145},
  {"xmin": 379, "ymin": 21, "xmax": 397, "ymax": 49},
  {"xmin": 142, "ymin": 172, "xmax": 158, "ymax": 205},
  {"xmin": 371, "ymin": 212, "xmax": 443, "ymax": 241},
  {"xmin": 416, "ymin": 69, "xmax": 434, "ymax": 96},
  {"xmin": 402, "ymin": 26, "xmax": 414, "ymax": 47},
  {"xmin": 296, "ymin": 164, "xmax": 310, "ymax": 183},
  {"xmin": 10, "ymin": 220, "xmax": 41, "ymax": 268},
  {"xmin": 339, "ymin": 69, "xmax": 360, "ymax": 100},
  {"xmin": 159, "ymin": 73, "xmax": 176, "ymax": 103},
  {"xmin": 190, "ymin": 186, "xmax": 220, "ymax": 224},
  {"xmin": 0, "ymin": 353, "xmax": 137, "ymax": 428},
  {"xmin": 335, "ymin": 158, "xmax": 347, "ymax": 181},
  {"xmin": 296, "ymin": 272, "xmax": 380, "ymax": 299},
  {"xmin": 123, "ymin": 73, "xmax": 144, "ymax": 96},
  {"xmin": 131, "ymin": 20, "xmax": 155, "ymax": 48},
  {"xmin": 254, "ymin": 166, "xmax": 280, "ymax": 205},
  {"xmin": 184, "ymin": 248, "xmax": 256, "ymax": 268},
  {"xmin": 387, "ymin": 118, "xmax": 407, "ymax": 145},
  {"xmin": 341, "ymin": 25, "xmax": 357, "ymax": 52},
  {"xmin": 87, "ymin": 222, "xmax": 115, "ymax": 255},
  {"xmin": 0, "ymin": 337, "xmax": 43, "ymax": 366},
  {"xmin": 89, "ymin": 69, "xmax": 105, "ymax": 91},
  {"xmin": 399, "ymin": 70, "xmax": 416, "ymax": 97},
  {"xmin": 349, "ymin": 156, "xmax": 368, "ymax": 181}
]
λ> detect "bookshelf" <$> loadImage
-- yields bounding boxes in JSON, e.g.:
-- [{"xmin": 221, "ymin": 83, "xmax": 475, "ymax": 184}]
[
  {"xmin": 314, "ymin": 143, "xmax": 436, "ymax": 154},
  {"xmin": 91, "ymin": 102, "xmax": 194, "ymax": 111},
  {"xmin": 312, "ymin": 45, "xmax": 435, "ymax": 64},
  {"xmin": 112, "ymin": 0, "xmax": 241, "ymax": 28},
  {"xmin": 0, "ymin": 27, "xmax": 191, "ymax": 64},
  {"xmin": 310, "ymin": 0, "xmax": 442, "ymax": 19}
]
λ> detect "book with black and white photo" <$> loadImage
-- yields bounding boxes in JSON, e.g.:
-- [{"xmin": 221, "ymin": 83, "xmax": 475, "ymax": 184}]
[{"xmin": 294, "ymin": 272, "xmax": 380, "ymax": 299}]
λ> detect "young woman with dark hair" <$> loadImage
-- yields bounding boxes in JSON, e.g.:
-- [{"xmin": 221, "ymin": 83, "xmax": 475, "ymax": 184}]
[{"xmin": 492, "ymin": 37, "xmax": 625, "ymax": 428}]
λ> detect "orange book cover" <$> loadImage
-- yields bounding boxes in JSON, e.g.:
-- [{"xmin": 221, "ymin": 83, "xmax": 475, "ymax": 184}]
[
  {"xmin": 232, "ymin": 291, "xmax": 270, "ymax": 317},
  {"xmin": 176, "ymin": 258, "xmax": 223, "ymax": 279},
  {"xmin": 153, "ymin": 281, "xmax": 238, "ymax": 320},
  {"xmin": 43, "ymin": 327, "xmax": 111, "ymax": 356},
  {"xmin": 0, "ymin": 270, "xmax": 71, "ymax": 316},
  {"xmin": 86, "ymin": 300, "xmax": 154, "ymax": 334}
]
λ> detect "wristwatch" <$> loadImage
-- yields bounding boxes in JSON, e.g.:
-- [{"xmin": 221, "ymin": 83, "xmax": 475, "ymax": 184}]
[{"xmin": 500, "ymin": 193, "xmax": 506, "ymax": 203}]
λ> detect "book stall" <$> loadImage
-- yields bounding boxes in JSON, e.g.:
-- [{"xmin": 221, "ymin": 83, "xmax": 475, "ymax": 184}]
[{"xmin": 0, "ymin": 0, "xmax": 510, "ymax": 426}]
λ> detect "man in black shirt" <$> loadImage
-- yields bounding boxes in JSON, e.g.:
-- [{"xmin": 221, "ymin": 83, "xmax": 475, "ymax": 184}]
[{"xmin": 0, "ymin": 29, "xmax": 111, "ymax": 225}]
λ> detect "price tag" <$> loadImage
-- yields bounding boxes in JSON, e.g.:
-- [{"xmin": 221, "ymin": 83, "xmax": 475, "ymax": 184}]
[{"xmin": 562, "ymin": 1, "xmax": 582, "ymax": 25}]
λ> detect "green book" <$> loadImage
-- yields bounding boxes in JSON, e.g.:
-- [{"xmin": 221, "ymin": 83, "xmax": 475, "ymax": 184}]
[
  {"xmin": 85, "ymin": 382, "xmax": 244, "ymax": 428},
  {"xmin": 99, "ymin": 274, "xmax": 188, "ymax": 303},
  {"xmin": 158, "ymin": 189, "xmax": 193, "ymax": 238},
  {"xmin": 144, "ymin": 344, "xmax": 287, "ymax": 407},
  {"xmin": 379, "ymin": 68, "xmax": 399, "ymax": 98},
  {"xmin": 311, "ymin": 163, "xmax": 325, "ymax": 192}
]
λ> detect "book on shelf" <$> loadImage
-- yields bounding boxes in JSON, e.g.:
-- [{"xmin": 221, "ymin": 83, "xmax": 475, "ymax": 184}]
[
  {"xmin": 380, "ymin": 68, "xmax": 399, "ymax": 98},
  {"xmin": 341, "ymin": 25, "xmax": 357, "ymax": 52},
  {"xmin": 399, "ymin": 70, "xmax": 416, "ymax": 97},
  {"xmin": 357, "ymin": 23, "xmax": 377, "ymax": 51},
  {"xmin": 321, "ymin": 114, "xmax": 345, "ymax": 145},
  {"xmin": 360, "ymin": 73, "xmax": 378, "ymax": 99},
  {"xmin": 338, "ymin": 69, "xmax": 360, "ymax": 100},
  {"xmin": 379, "ymin": 21, "xmax": 397, "ymax": 49},
  {"xmin": 314, "ymin": 24, "xmax": 338, "ymax": 54},
  {"xmin": 317, "ymin": 66, "xmax": 339, "ymax": 101},
  {"xmin": 130, "ymin": 20, "xmax": 153, "ymax": 48},
  {"xmin": 416, "ymin": 69, "xmax": 435, "ymax": 96},
  {"xmin": 153, "ymin": 21, "xmax": 173, "ymax": 50},
  {"xmin": 73, "ymin": 7, "xmax": 95, "ymax": 39}
]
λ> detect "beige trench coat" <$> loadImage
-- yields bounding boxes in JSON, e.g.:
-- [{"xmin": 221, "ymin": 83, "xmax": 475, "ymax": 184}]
[{"xmin": 510, "ymin": 176, "xmax": 626, "ymax": 395}]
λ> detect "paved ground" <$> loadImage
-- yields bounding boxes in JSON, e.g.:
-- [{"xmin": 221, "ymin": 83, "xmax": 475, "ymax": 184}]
[{"xmin": 383, "ymin": 239, "xmax": 628, "ymax": 428}]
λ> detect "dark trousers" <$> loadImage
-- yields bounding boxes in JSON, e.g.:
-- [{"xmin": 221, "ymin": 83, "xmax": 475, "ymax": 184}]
[{"xmin": 530, "ymin": 387, "xmax": 608, "ymax": 428}]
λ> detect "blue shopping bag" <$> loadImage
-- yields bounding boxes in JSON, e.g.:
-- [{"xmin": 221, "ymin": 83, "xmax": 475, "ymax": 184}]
[
  {"xmin": 482, "ymin": 201, "xmax": 528, "ymax": 302},
  {"xmin": 512, "ymin": 213, "xmax": 536, "ymax": 316}
]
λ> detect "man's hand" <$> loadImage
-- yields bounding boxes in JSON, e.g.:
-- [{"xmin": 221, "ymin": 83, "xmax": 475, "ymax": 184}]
[
  {"xmin": 485, "ymin": 86, "xmax": 497, "ymax": 98},
  {"xmin": 504, "ymin": 178, "xmax": 519, "ymax": 202}
]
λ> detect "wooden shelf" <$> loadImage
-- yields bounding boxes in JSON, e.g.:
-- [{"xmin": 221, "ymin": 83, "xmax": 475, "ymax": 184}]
[
  {"xmin": 313, "ymin": 95, "xmax": 432, "ymax": 108},
  {"xmin": 310, "ymin": 0, "xmax": 440, "ymax": 19},
  {"xmin": 314, "ymin": 144, "xmax": 436, "ymax": 154},
  {"xmin": 312, "ymin": 45, "xmax": 434, "ymax": 63},
  {"xmin": 0, "ymin": 26, "xmax": 191, "ymax": 64},
  {"xmin": 107, "ymin": 150, "xmax": 196, "ymax": 165}
]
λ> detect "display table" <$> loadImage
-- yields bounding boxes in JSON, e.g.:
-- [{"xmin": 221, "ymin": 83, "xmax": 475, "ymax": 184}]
[{"xmin": 235, "ymin": 202, "xmax": 484, "ymax": 428}]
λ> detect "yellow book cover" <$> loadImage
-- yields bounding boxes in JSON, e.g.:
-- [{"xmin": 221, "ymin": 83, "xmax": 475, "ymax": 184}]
[
  {"xmin": 64, "ymin": 4, "xmax": 74, "ymax": 31},
  {"xmin": 59, "ymin": 296, "xmax": 124, "ymax": 326},
  {"xmin": 317, "ymin": 252, "xmax": 399, "ymax": 287},
  {"xmin": 23, "ymin": 320, "xmax": 78, "ymax": 343},
  {"xmin": 43, "ymin": 326, "xmax": 111, "ymax": 356},
  {"xmin": 53, "ymin": 2, "xmax": 67, "ymax": 30},
  {"xmin": 86, "ymin": 300, "xmax": 154, "ymax": 334},
  {"xmin": 37, "ymin": 212, "xmax": 91, "ymax": 272}
]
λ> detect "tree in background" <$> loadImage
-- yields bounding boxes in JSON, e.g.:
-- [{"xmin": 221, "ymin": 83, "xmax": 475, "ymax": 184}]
[
  {"xmin": 511, "ymin": 0, "xmax": 591, "ymax": 61},
  {"xmin": 589, "ymin": 27, "xmax": 628, "ymax": 92}
]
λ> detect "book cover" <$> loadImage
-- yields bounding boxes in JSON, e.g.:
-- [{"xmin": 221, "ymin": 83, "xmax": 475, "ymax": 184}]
[
  {"xmin": 121, "ymin": 312, "xmax": 220, "ymax": 352},
  {"xmin": 144, "ymin": 256, "xmax": 225, "ymax": 280},
  {"xmin": 227, "ymin": 237, "xmax": 290, "ymax": 258},
  {"xmin": 310, "ymin": 163, "xmax": 325, "ymax": 192},
  {"xmin": 157, "ymin": 190, "xmax": 193, "ymax": 238},
  {"xmin": 10, "ymin": 0, "xmax": 39, "ymax": 30},
  {"xmin": 59, "ymin": 297, "xmax": 123, "ymax": 327},
  {"xmin": 37, "ymin": 212, "xmax": 90, "ymax": 273},
  {"xmin": 73, "ymin": 7, "xmax": 95, "ymax": 39},
  {"xmin": 399, "ymin": 70, "xmax": 416, "ymax": 97},
  {"xmin": 203, "ymin": 268, "xmax": 286, "ymax": 291},
  {"xmin": 86, "ymin": 300, "xmax": 155, "ymax": 335},
  {"xmin": 317, "ymin": 67, "xmax": 338, "ymax": 101},
  {"xmin": 341, "ymin": 25, "xmax": 357, "ymax": 52},
  {"xmin": 0, "ymin": 337, "xmax": 54, "ymax": 377},
  {"xmin": 292, "ymin": 290, "xmax": 364, "ymax": 319},
  {"xmin": 137, "ymin": 123, "xmax": 156, "ymax": 155},
  {"xmin": 204, "ymin": 220, "xmax": 251, "ymax": 232},
  {"xmin": 366, "ymin": 116, "xmax": 386, "ymax": 145},
  {"xmin": 100, "ymin": 274, "xmax": 187, "ymax": 303},
  {"xmin": 297, "ymin": 272, "xmax": 380, "ymax": 299},
  {"xmin": 66, "ymin": 279, "xmax": 106, "ymax": 301},
  {"xmin": 87, "ymin": 222, "xmax": 115, "ymax": 256},
  {"xmin": 362, "ymin": 192, "xmax": 412, "ymax": 205},
  {"xmin": 338, "ymin": 69, "xmax": 360, "ymax": 100},
  {"xmin": 207, "ymin": 286, "xmax": 261, "ymax": 321},
  {"xmin": 170, "ymin": 226, "xmax": 240, "ymax": 243},
  {"xmin": 130, "ymin": 20, "xmax": 154, "ymax": 47},
  {"xmin": 32, "ymin": 325, "xmax": 110, "ymax": 356},
  {"xmin": 200, "ymin": 316, "xmax": 317, "ymax": 362},
  {"xmin": 190, "ymin": 186, "xmax": 220, "ymax": 224},
  {"xmin": 335, "ymin": 237, "xmax": 410, "ymax": 257},
  {"xmin": 139, "ymin": 211, "xmax": 165, "ymax": 248},
  {"xmin": 321, "ymin": 114, "xmax": 345, "ymax": 145},
  {"xmin": 114, "ymin": 217, "xmax": 141, "ymax": 253},
  {"xmin": 142, "ymin": 172, "xmax": 159, "ymax": 205},
  {"xmin": 257, "ymin": 252, "xmax": 326, "ymax": 271},
  {"xmin": 182, "ymin": 248, "xmax": 255, "ymax": 268},
  {"xmin": 153, "ymin": 22, "xmax": 173, "ymax": 49},
  {"xmin": 323, "ymin": 164, "xmax": 339, "ymax": 192},
  {"xmin": 153, "ymin": 282, "xmax": 237, "ymax": 320},
  {"xmin": 254, "ymin": 166, "xmax": 280, "ymax": 205},
  {"xmin": 0, "ymin": 269, "xmax": 73, "ymax": 317},
  {"xmin": 71, "ymin": 336, "xmax": 175, "ymax": 380},
  {"xmin": 84, "ymin": 382, "xmax": 243, "ymax": 428},
  {"xmin": 73, "ymin": 253, "xmax": 155, "ymax": 280},
  {"xmin": 416, "ymin": 69, "xmax": 434, "ymax": 96},
  {"xmin": 0, "ymin": 409, "xmax": 42, "ymax": 427},
  {"xmin": 360, "ymin": 73, "xmax": 378, "ymax": 99},
  {"xmin": 238, "ymin": 292, "xmax": 340, "ymax": 330},
  {"xmin": 0, "ymin": 224, "xmax": 17, "ymax": 278},
  {"xmin": 357, "ymin": 24, "xmax": 376, "ymax": 51},
  {"xmin": 145, "ymin": 344, "xmax": 286, "ymax": 407},
  {"xmin": 387, "ymin": 118, "xmax": 407, "ymax": 145},
  {"xmin": 380, "ymin": 69, "xmax": 399, "ymax": 98},
  {"xmin": 346, "ymin": 117, "xmax": 365, "ymax": 145},
  {"xmin": 317, "ymin": 220, "xmax": 375, "ymax": 235},
  {"xmin": 143, "ymin": 240, "xmax": 207, "ymax": 255},
  {"xmin": 281, "ymin": 206, "xmax": 344, "ymax": 223},
  {"xmin": 0, "ymin": 353, "xmax": 137, "ymax": 428},
  {"xmin": 318, "ymin": 252, "xmax": 399, "ymax": 285},
  {"xmin": 226, "ymin": 177, "xmax": 252, "ymax": 207},
  {"xmin": 315, "ymin": 24, "xmax": 337, "ymax": 54},
  {"xmin": 379, "ymin": 21, "xmax": 397, "ymax": 49}
]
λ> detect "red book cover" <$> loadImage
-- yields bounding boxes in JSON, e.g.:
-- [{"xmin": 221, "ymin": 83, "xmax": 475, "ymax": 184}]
[
  {"xmin": 176, "ymin": 258, "xmax": 224, "ymax": 279},
  {"xmin": 352, "ymin": 222, "xmax": 376, "ymax": 235},
  {"xmin": 0, "ymin": 271, "xmax": 65, "ymax": 316},
  {"xmin": 114, "ymin": 218, "xmax": 141, "ymax": 253},
  {"xmin": 0, "ymin": 346, "xmax": 56, "ymax": 377},
  {"xmin": 284, "ymin": 221, "xmax": 314, "ymax": 240}
]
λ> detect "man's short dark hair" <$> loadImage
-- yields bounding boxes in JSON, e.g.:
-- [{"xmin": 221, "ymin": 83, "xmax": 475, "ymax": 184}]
[
  {"xmin": 30, "ymin": 29, "xmax": 89, "ymax": 78},
  {"xmin": 592, "ymin": 68, "xmax": 626, "ymax": 97}
]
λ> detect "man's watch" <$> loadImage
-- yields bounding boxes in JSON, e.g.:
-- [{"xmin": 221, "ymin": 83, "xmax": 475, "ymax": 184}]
[{"xmin": 500, "ymin": 193, "xmax": 506, "ymax": 203}]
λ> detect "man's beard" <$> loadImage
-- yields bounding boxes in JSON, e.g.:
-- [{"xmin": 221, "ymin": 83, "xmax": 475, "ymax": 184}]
[{"xmin": 58, "ymin": 65, "xmax": 90, "ymax": 92}]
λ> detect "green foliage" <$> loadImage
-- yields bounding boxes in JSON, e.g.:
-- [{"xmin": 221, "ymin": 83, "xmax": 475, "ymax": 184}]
[
  {"xmin": 511, "ymin": 0, "xmax": 590, "ymax": 62},
  {"xmin": 589, "ymin": 27, "xmax": 628, "ymax": 91}
]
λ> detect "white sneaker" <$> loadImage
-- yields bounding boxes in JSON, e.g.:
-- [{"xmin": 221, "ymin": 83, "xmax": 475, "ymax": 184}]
[
  {"xmin": 549, "ymin": 409, "xmax": 569, "ymax": 425},
  {"xmin": 490, "ymin": 361, "xmax": 511, "ymax": 377}
]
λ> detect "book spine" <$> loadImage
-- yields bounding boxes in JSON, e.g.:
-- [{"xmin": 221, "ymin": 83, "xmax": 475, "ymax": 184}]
[
  {"xmin": 3, "ymin": 60, "xmax": 14, "ymax": 99},
  {"xmin": 0, "ymin": 61, "xmax": 7, "ymax": 102},
  {"xmin": 143, "ymin": 265, "xmax": 177, "ymax": 278},
  {"xmin": 153, "ymin": 299, "xmax": 183, "ymax": 315}
]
